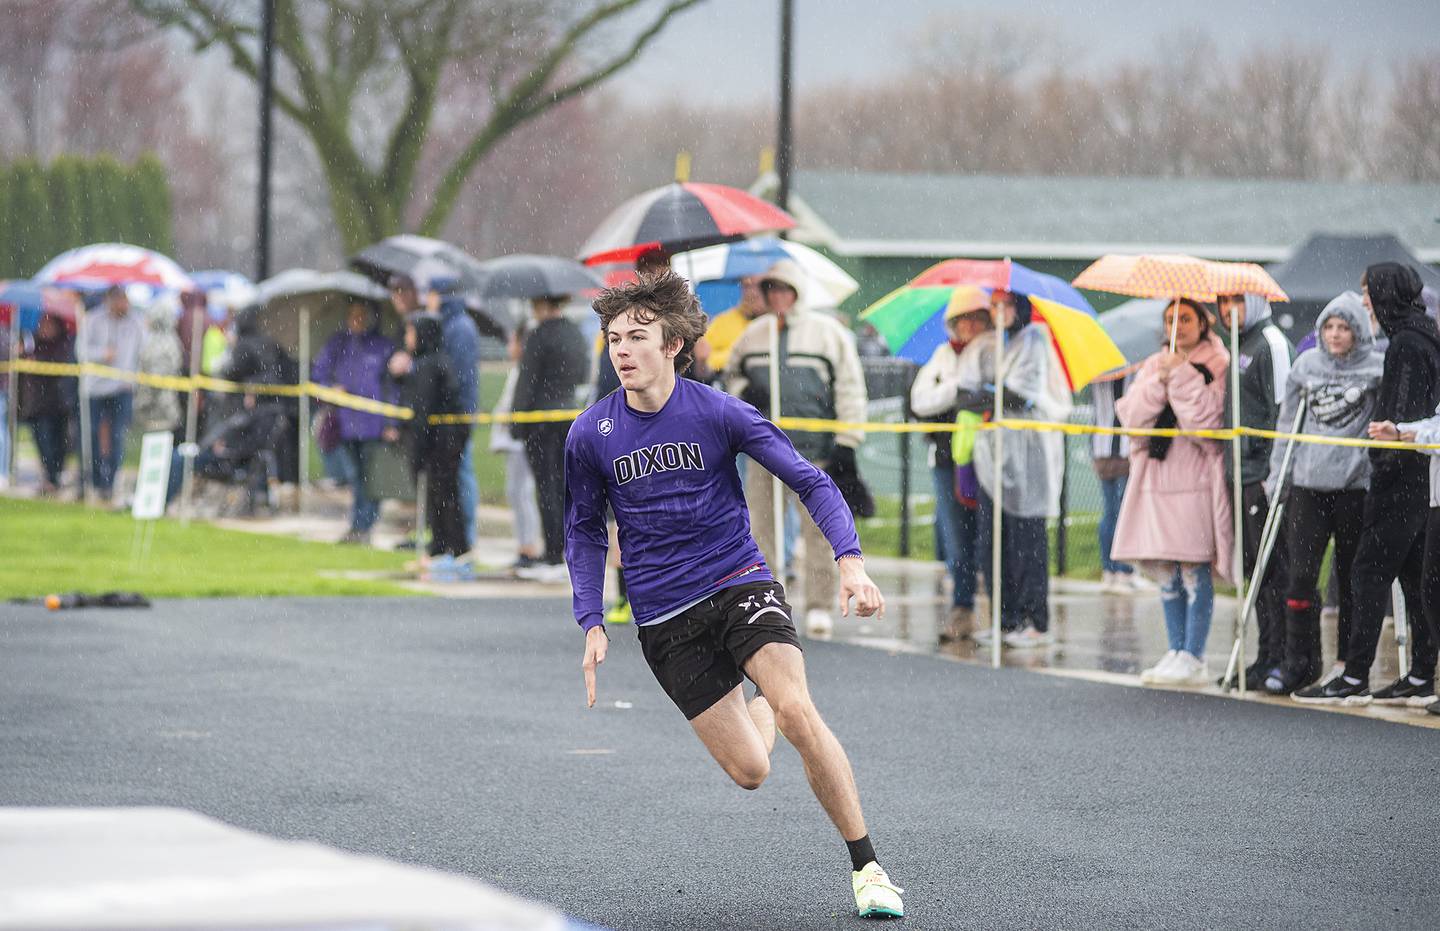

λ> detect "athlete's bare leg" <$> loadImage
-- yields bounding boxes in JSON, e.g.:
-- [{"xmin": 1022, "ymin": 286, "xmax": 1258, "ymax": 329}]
[
  {"xmin": 748, "ymin": 693, "xmax": 776, "ymax": 754},
  {"xmin": 743, "ymin": 641, "xmax": 867, "ymax": 841},
  {"xmin": 689, "ymin": 686, "xmax": 772, "ymax": 789}
]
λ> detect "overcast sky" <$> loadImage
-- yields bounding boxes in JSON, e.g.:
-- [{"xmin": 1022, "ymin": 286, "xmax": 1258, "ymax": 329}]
[{"xmin": 612, "ymin": 0, "xmax": 1440, "ymax": 105}]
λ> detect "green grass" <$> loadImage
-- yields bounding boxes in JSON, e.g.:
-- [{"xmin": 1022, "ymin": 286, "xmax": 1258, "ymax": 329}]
[{"xmin": 0, "ymin": 497, "xmax": 418, "ymax": 600}]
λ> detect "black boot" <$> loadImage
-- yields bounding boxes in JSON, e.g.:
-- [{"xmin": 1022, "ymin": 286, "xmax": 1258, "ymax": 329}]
[{"xmin": 1266, "ymin": 600, "xmax": 1323, "ymax": 695}]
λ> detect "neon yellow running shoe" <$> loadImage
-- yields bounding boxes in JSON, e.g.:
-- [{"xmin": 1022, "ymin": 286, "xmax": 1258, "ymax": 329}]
[
  {"xmin": 604, "ymin": 599, "xmax": 633, "ymax": 624},
  {"xmin": 852, "ymin": 861, "xmax": 904, "ymax": 919}
]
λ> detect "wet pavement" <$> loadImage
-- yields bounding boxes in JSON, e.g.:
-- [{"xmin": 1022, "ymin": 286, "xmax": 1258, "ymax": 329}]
[{"xmin": 6, "ymin": 475, "xmax": 1435, "ymax": 730}]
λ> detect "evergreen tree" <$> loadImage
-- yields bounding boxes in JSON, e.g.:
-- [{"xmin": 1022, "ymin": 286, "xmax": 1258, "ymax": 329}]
[
  {"xmin": 11, "ymin": 160, "xmax": 52, "ymax": 276},
  {"xmin": 47, "ymin": 156, "xmax": 86, "ymax": 255}
]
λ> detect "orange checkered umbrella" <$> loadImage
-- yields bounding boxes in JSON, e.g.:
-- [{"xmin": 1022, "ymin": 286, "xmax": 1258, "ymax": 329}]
[{"xmin": 1071, "ymin": 254, "xmax": 1288, "ymax": 303}]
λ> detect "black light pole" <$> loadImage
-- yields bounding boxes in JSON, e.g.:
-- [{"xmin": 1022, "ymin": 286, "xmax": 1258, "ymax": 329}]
[
  {"xmin": 256, "ymin": 0, "xmax": 276, "ymax": 281},
  {"xmin": 775, "ymin": 0, "xmax": 794, "ymax": 218}
]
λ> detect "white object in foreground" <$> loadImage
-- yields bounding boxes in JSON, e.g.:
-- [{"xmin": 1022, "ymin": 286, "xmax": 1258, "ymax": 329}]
[{"xmin": 0, "ymin": 807, "xmax": 581, "ymax": 931}]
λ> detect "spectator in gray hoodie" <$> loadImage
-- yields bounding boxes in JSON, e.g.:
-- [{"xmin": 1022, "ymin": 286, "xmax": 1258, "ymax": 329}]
[{"xmin": 1263, "ymin": 292, "xmax": 1383, "ymax": 694}]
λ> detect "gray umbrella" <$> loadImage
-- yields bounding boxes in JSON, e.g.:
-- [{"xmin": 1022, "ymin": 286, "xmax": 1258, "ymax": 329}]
[
  {"xmin": 1099, "ymin": 297, "xmax": 1169, "ymax": 367},
  {"xmin": 253, "ymin": 269, "xmax": 395, "ymax": 356},
  {"xmin": 349, "ymin": 234, "xmax": 513, "ymax": 336},
  {"xmin": 474, "ymin": 254, "xmax": 604, "ymax": 301}
]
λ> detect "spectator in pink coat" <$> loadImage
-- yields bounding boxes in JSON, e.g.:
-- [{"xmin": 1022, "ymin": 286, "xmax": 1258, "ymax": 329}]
[{"xmin": 1111, "ymin": 299, "xmax": 1233, "ymax": 687}]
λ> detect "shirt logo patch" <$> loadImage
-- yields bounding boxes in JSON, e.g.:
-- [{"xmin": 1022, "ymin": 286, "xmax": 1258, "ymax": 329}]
[{"xmin": 597, "ymin": 418, "xmax": 614, "ymax": 436}]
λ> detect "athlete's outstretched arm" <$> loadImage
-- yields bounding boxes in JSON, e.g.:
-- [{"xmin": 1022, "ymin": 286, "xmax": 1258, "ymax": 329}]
[
  {"xmin": 564, "ymin": 429, "xmax": 612, "ymax": 706},
  {"xmin": 724, "ymin": 396, "xmax": 885, "ymax": 617}
]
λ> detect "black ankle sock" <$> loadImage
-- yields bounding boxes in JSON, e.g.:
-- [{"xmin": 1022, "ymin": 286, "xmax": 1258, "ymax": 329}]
[{"xmin": 846, "ymin": 835, "xmax": 876, "ymax": 872}]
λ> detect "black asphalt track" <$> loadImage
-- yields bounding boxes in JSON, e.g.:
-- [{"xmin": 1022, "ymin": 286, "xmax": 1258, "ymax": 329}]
[{"xmin": 1, "ymin": 597, "xmax": 1436, "ymax": 930}]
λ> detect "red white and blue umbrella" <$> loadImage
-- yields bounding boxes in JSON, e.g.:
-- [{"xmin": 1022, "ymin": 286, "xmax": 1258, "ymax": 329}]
[
  {"xmin": 671, "ymin": 237, "xmax": 859, "ymax": 313},
  {"xmin": 579, "ymin": 182, "xmax": 796, "ymax": 266},
  {"xmin": 34, "ymin": 242, "xmax": 193, "ymax": 293}
]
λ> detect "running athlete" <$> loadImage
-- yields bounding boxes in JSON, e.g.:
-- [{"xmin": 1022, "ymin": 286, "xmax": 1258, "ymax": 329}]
[{"xmin": 564, "ymin": 271, "xmax": 904, "ymax": 920}]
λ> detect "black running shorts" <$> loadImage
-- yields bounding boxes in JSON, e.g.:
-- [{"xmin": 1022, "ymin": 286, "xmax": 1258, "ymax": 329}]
[{"xmin": 637, "ymin": 580, "xmax": 803, "ymax": 720}]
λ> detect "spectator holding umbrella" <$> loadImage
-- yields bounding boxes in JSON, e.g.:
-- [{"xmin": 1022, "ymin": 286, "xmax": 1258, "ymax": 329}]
[
  {"xmin": 1111, "ymin": 299, "xmax": 1233, "ymax": 686},
  {"xmin": 513, "ymin": 294, "xmax": 590, "ymax": 581},
  {"xmin": 956, "ymin": 289, "xmax": 1071, "ymax": 649},
  {"xmin": 312, "ymin": 299, "xmax": 396, "ymax": 545},
  {"xmin": 17, "ymin": 310, "xmax": 77, "ymax": 495},
  {"xmin": 77, "ymin": 285, "xmax": 144, "ymax": 501},
  {"xmin": 909, "ymin": 286, "xmax": 990, "ymax": 643}
]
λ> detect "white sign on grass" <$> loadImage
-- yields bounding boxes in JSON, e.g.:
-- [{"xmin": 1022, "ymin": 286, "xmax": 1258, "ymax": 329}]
[{"xmin": 131, "ymin": 431, "xmax": 173, "ymax": 521}]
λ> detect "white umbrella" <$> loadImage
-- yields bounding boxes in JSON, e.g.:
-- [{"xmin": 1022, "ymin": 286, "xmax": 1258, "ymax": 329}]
[{"xmin": 671, "ymin": 237, "xmax": 859, "ymax": 307}]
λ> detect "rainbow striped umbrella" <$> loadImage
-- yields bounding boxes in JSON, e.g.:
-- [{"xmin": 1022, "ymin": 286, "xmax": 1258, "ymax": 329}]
[{"xmin": 859, "ymin": 258, "xmax": 1124, "ymax": 391}]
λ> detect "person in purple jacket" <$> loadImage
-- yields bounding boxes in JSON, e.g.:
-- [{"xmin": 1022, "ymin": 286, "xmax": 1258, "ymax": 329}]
[
  {"xmin": 311, "ymin": 299, "xmax": 396, "ymax": 544},
  {"xmin": 564, "ymin": 271, "xmax": 904, "ymax": 920}
]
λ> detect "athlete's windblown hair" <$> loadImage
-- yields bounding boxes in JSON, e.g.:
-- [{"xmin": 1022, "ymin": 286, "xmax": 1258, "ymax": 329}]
[{"xmin": 592, "ymin": 269, "xmax": 708, "ymax": 375}]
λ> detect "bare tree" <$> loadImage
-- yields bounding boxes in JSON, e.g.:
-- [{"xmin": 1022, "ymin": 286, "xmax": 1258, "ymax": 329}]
[
  {"xmin": 130, "ymin": 0, "xmax": 706, "ymax": 252},
  {"xmin": 1383, "ymin": 56, "xmax": 1440, "ymax": 182}
]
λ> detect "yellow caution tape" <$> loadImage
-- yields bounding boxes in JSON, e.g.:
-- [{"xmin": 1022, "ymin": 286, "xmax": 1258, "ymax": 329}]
[{"xmin": 3, "ymin": 360, "xmax": 1437, "ymax": 450}]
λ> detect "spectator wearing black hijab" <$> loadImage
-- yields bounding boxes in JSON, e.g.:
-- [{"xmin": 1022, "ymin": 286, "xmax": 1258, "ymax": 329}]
[{"xmin": 1295, "ymin": 263, "xmax": 1440, "ymax": 704}]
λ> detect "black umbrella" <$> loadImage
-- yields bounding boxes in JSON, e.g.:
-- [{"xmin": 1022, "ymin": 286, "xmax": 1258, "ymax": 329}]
[
  {"xmin": 349, "ymin": 234, "xmax": 511, "ymax": 337},
  {"xmin": 475, "ymin": 254, "xmax": 604, "ymax": 301}
]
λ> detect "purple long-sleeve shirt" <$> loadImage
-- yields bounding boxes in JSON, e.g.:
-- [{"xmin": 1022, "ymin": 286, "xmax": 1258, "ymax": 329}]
[{"xmin": 564, "ymin": 378, "xmax": 862, "ymax": 632}]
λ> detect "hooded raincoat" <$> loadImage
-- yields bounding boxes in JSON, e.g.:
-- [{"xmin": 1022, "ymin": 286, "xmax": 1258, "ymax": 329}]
[
  {"xmin": 957, "ymin": 303, "xmax": 1072, "ymax": 519},
  {"xmin": 1268, "ymin": 291, "xmax": 1383, "ymax": 493},
  {"xmin": 1110, "ymin": 332, "xmax": 1234, "ymax": 580},
  {"xmin": 1366, "ymin": 263, "xmax": 1440, "ymax": 494}
]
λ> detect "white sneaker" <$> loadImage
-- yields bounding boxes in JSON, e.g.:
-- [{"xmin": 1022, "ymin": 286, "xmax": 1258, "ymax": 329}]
[
  {"xmin": 1100, "ymin": 571, "xmax": 1118, "ymax": 593},
  {"xmin": 1153, "ymin": 651, "xmax": 1208, "ymax": 686},
  {"xmin": 1140, "ymin": 650, "xmax": 1180, "ymax": 684},
  {"xmin": 805, "ymin": 609, "xmax": 834, "ymax": 637},
  {"xmin": 1003, "ymin": 627, "xmax": 1053, "ymax": 649},
  {"xmin": 1176, "ymin": 651, "xmax": 1210, "ymax": 686},
  {"xmin": 1125, "ymin": 573, "xmax": 1156, "ymax": 592}
]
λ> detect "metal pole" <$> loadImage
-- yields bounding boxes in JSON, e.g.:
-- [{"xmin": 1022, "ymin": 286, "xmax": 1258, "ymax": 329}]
[
  {"xmin": 775, "ymin": 0, "xmax": 794, "ymax": 216},
  {"xmin": 1393, "ymin": 581, "xmax": 1410, "ymax": 679},
  {"xmin": 76, "ymin": 299, "xmax": 92, "ymax": 500},
  {"xmin": 6, "ymin": 307, "xmax": 18, "ymax": 484},
  {"xmin": 255, "ymin": 0, "xmax": 276, "ymax": 282},
  {"xmin": 769, "ymin": 314, "xmax": 786, "ymax": 585},
  {"xmin": 899, "ymin": 428, "xmax": 911, "ymax": 558},
  {"xmin": 1223, "ymin": 393, "xmax": 1306, "ymax": 688},
  {"xmin": 1056, "ymin": 441, "xmax": 1069, "ymax": 576},
  {"xmin": 991, "ymin": 305, "xmax": 1005, "ymax": 669},
  {"xmin": 1230, "ymin": 306, "xmax": 1247, "ymax": 695},
  {"xmin": 179, "ymin": 310, "xmax": 203, "ymax": 525},
  {"xmin": 298, "ymin": 308, "xmax": 310, "ymax": 514}
]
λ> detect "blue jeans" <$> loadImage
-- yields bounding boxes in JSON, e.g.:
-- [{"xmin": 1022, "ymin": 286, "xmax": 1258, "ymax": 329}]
[
  {"xmin": 1159, "ymin": 563, "xmax": 1214, "ymax": 656},
  {"xmin": 1098, "ymin": 475, "xmax": 1134, "ymax": 574},
  {"xmin": 931, "ymin": 465, "xmax": 977, "ymax": 608},
  {"xmin": 337, "ymin": 440, "xmax": 380, "ymax": 532},
  {"xmin": 458, "ymin": 432, "xmax": 477, "ymax": 551},
  {"xmin": 89, "ymin": 392, "xmax": 133, "ymax": 494}
]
